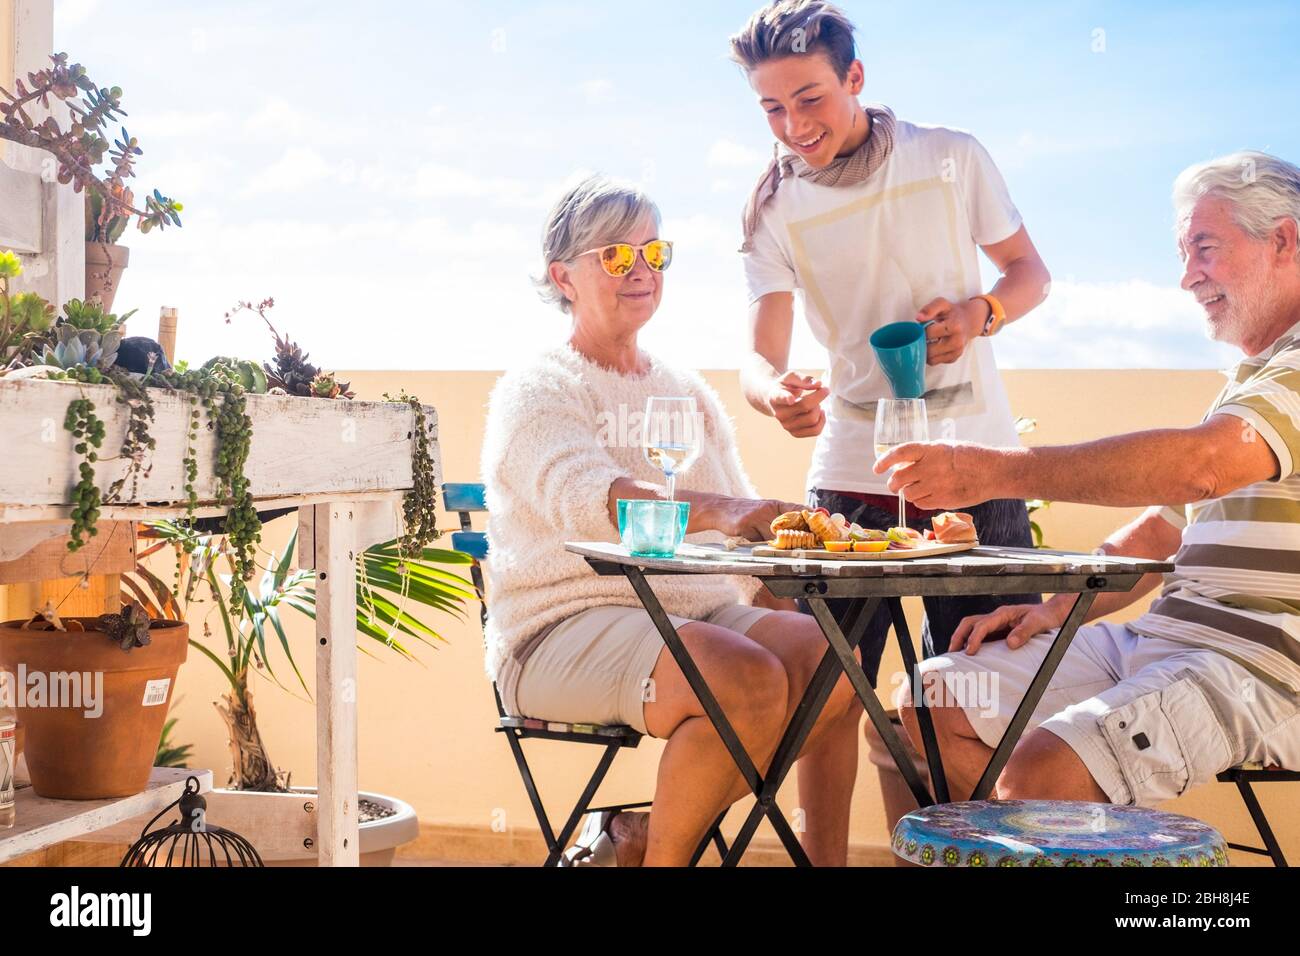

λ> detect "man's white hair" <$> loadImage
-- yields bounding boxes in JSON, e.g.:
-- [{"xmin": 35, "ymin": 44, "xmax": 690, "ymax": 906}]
[
  {"xmin": 534, "ymin": 172, "xmax": 661, "ymax": 314},
  {"xmin": 1174, "ymin": 150, "xmax": 1300, "ymax": 259}
]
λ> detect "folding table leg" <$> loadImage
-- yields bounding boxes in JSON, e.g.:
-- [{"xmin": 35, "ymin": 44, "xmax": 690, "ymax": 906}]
[
  {"xmin": 806, "ymin": 597, "xmax": 935, "ymax": 809},
  {"xmin": 723, "ymin": 597, "xmax": 878, "ymax": 865},
  {"xmin": 888, "ymin": 598, "xmax": 949, "ymax": 803},
  {"xmin": 622, "ymin": 567, "xmax": 808, "ymax": 866},
  {"xmin": 971, "ymin": 589, "xmax": 1097, "ymax": 800},
  {"xmin": 689, "ymin": 810, "xmax": 730, "ymax": 866}
]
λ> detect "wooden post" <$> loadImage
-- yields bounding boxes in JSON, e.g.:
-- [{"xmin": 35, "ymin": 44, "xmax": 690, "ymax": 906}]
[
  {"xmin": 6, "ymin": 0, "xmax": 84, "ymax": 306},
  {"xmin": 157, "ymin": 307, "xmax": 177, "ymax": 364},
  {"xmin": 310, "ymin": 502, "xmax": 360, "ymax": 866}
]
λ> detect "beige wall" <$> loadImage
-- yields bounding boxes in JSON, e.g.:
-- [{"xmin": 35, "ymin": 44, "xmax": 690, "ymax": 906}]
[{"xmin": 133, "ymin": 366, "xmax": 1294, "ymax": 859}]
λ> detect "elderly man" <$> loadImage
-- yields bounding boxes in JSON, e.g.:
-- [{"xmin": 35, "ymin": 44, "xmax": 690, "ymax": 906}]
[{"xmin": 877, "ymin": 150, "xmax": 1300, "ymax": 806}]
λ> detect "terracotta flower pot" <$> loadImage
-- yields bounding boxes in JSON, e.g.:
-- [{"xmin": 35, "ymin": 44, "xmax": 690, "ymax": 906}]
[
  {"xmin": 84, "ymin": 241, "xmax": 130, "ymax": 313},
  {"xmin": 0, "ymin": 618, "xmax": 187, "ymax": 799}
]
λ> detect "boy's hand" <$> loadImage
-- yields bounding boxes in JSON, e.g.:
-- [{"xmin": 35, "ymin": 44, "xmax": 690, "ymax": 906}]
[
  {"xmin": 916, "ymin": 297, "xmax": 989, "ymax": 365},
  {"xmin": 767, "ymin": 371, "xmax": 828, "ymax": 438}
]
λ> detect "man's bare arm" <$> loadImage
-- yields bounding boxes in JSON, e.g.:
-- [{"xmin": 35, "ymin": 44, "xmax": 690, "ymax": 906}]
[{"xmin": 879, "ymin": 413, "xmax": 1281, "ymax": 510}]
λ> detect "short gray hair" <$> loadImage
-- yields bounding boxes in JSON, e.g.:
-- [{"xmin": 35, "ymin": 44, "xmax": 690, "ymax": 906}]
[
  {"xmin": 1174, "ymin": 150, "xmax": 1300, "ymax": 258},
  {"xmin": 535, "ymin": 173, "xmax": 661, "ymax": 313}
]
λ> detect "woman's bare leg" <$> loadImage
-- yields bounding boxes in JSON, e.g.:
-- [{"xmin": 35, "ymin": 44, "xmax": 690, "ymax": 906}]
[{"xmin": 638, "ymin": 621, "xmax": 789, "ymax": 866}]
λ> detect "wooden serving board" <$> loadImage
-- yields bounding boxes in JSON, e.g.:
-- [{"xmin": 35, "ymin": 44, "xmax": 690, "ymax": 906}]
[{"xmin": 752, "ymin": 541, "xmax": 977, "ymax": 561}]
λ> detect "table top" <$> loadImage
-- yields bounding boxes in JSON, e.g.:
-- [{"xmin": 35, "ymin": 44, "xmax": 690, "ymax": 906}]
[{"xmin": 565, "ymin": 541, "xmax": 1172, "ymax": 579}]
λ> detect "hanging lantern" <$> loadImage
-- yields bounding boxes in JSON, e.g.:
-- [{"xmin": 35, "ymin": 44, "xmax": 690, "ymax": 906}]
[{"xmin": 120, "ymin": 776, "xmax": 263, "ymax": 867}]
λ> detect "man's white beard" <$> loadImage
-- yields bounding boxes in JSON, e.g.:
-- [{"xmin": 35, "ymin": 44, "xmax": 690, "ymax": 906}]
[{"xmin": 1209, "ymin": 257, "xmax": 1283, "ymax": 351}]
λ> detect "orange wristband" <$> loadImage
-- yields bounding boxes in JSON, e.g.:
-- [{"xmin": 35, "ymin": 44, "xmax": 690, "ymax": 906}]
[{"xmin": 974, "ymin": 293, "xmax": 1006, "ymax": 336}]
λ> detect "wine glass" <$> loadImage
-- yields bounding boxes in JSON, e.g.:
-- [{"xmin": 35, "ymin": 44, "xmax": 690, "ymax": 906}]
[
  {"xmin": 643, "ymin": 396, "xmax": 702, "ymax": 501},
  {"xmin": 874, "ymin": 398, "xmax": 929, "ymax": 530}
]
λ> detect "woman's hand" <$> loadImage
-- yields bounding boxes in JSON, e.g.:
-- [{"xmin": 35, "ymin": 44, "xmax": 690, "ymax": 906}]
[
  {"xmin": 948, "ymin": 598, "xmax": 1070, "ymax": 655},
  {"xmin": 916, "ymin": 297, "xmax": 989, "ymax": 365},
  {"xmin": 706, "ymin": 496, "xmax": 804, "ymax": 541}
]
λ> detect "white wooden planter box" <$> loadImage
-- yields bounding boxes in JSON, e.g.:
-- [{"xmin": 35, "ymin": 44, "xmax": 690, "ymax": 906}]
[
  {"xmin": 0, "ymin": 376, "xmax": 441, "ymax": 866},
  {"xmin": 0, "ymin": 377, "xmax": 437, "ymax": 513}
]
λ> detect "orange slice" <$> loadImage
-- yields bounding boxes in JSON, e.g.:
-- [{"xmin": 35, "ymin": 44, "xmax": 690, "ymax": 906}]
[
  {"xmin": 852, "ymin": 540, "xmax": 889, "ymax": 553},
  {"xmin": 823, "ymin": 540, "xmax": 852, "ymax": 552}
]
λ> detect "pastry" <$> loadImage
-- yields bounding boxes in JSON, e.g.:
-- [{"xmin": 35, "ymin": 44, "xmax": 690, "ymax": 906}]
[
  {"xmin": 770, "ymin": 510, "xmax": 809, "ymax": 535},
  {"xmin": 772, "ymin": 529, "xmax": 818, "ymax": 550},
  {"xmin": 805, "ymin": 510, "xmax": 847, "ymax": 543}
]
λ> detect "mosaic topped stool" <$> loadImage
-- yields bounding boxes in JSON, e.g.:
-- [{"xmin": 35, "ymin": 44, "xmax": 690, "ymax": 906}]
[{"xmin": 891, "ymin": 800, "xmax": 1229, "ymax": 867}]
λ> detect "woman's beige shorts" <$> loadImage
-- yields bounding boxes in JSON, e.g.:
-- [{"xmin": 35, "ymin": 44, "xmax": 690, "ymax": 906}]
[{"xmin": 497, "ymin": 604, "xmax": 773, "ymax": 736}]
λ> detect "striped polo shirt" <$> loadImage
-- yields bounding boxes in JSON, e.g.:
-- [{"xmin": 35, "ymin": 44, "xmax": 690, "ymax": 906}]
[{"xmin": 1129, "ymin": 325, "xmax": 1300, "ymax": 696}]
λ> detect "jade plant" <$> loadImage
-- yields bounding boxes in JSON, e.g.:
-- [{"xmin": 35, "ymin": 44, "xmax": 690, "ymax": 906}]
[{"xmin": 0, "ymin": 53, "xmax": 181, "ymax": 238}]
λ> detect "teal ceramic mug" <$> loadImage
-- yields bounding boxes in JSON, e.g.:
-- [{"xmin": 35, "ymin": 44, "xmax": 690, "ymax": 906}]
[
  {"xmin": 869, "ymin": 320, "xmax": 935, "ymax": 400},
  {"xmin": 617, "ymin": 499, "xmax": 690, "ymax": 558}
]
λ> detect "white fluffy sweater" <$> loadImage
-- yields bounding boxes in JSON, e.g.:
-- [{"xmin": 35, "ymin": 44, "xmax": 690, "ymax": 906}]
[{"xmin": 480, "ymin": 343, "xmax": 763, "ymax": 681}]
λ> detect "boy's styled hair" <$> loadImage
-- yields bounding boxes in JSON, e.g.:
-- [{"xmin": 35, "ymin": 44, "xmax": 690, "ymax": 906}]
[{"xmin": 728, "ymin": 0, "xmax": 858, "ymax": 79}]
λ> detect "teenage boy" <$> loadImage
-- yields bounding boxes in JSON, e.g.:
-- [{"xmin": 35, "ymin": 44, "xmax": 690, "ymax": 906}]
[{"xmin": 730, "ymin": 0, "xmax": 1051, "ymax": 685}]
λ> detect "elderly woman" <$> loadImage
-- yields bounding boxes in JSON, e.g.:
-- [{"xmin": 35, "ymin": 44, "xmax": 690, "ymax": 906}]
[{"xmin": 481, "ymin": 173, "xmax": 862, "ymax": 867}]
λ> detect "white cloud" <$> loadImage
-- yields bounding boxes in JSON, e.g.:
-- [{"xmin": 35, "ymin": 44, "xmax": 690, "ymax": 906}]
[
  {"xmin": 54, "ymin": 0, "xmax": 101, "ymax": 30},
  {"xmin": 243, "ymin": 98, "xmax": 318, "ymax": 140},
  {"xmin": 994, "ymin": 278, "xmax": 1238, "ymax": 369},
  {"xmin": 409, "ymin": 162, "xmax": 552, "ymax": 210},
  {"xmin": 708, "ymin": 138, "xmax": 767, "ymax": 168},
  {"xmin": 581, "ymin": 79, "xmax": 616, "ymax": 105},
  {"xmin": 240, "ymin": 147, "xmax": 341, "ymax": 197}
]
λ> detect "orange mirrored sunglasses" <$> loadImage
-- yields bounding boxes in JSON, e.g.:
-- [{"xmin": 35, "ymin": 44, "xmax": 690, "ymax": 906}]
[{"xmin": 575, "ymin": 239, "xmax": 673, "ymax": 277}]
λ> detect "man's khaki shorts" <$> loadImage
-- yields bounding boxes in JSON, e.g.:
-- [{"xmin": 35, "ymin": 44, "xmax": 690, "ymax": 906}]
[
  {"xmin": 498, "ymin": 604, "xmax": 773, "ymax": 736},
  {"xmin": 918, "ymin": 621, "xmax": 1300, "ymax": 806}
]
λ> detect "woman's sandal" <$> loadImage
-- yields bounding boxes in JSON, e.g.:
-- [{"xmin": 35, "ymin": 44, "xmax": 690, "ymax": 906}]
[{"xmin": 559, "ymin": 810, "xmax": 619, "ymax": 867}]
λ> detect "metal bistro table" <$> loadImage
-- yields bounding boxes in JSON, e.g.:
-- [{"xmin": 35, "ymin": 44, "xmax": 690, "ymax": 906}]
[{"xmin": 565, "ymin": 540, "xmax": 1172, "ymax": 867}]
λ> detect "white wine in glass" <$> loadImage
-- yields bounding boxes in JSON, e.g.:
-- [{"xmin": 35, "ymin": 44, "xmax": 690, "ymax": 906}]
[
  {"xmin": 874, "ymin": 398, "xmax": 929, "ymax": 530},
  {"xmin": 643, "ymin": 396, "xmax": 702, "ymax": 501}
]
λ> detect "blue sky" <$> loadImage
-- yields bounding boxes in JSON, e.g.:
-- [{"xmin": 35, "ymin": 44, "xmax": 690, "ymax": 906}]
[{"xmin": 54, "ymin": 0, "xmax": 1300, "ymax": 370}]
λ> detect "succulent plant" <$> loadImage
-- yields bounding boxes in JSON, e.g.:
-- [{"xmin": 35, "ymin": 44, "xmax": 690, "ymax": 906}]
[
  {"xmin": 310, "ymin": 370, "xmax": 351, "ymax": 399},
  {"xmin": 223, "ymin": 297, "xmax": 353, "ymax": 399},
  {"xmin": 11, "ymin": 292, "xmax": 55, "ymax": 333},
  {"xmin": 262, "ymin": 321, "xmax": 352, "ymax": 398},
  {"xmin": 86, "ymin": 187, "xmax": 130, "ymax": 244},
  {"xmin": 41, "ymin": 325, "xmax": 121, "ymax": 370},
  {"xmin": 96, "ymin": 602, "xmax": 153, "ymax": 651},
  {"xmin": 60, "ymin": 297, "xmax": 136, "ymax": 334},
  {"xmin": 201, "ymin": 355, "xmax": 268, "ymax": 394},
  {"xmin": 0, "ymin": 54, "xmax": 181, "ymax": 236},
  {"xmin": 0, "ymin": 253, "xmax": 57, "ymax": 368}
]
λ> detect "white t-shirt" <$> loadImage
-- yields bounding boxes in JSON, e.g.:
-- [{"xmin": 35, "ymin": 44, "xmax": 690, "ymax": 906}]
[{"xmin": 743, "ymin": 119, "xmax": 1023, "ymax": 495}]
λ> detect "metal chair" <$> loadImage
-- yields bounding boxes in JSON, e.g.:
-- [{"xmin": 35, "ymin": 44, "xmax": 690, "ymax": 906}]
[
  {"xmin": 1216, "ymin": 765, "xmax": 1299, "ymax": 867},
  {"xmin": 443, "ymin": 482, "xmax": 727, "ymax": 867}
]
